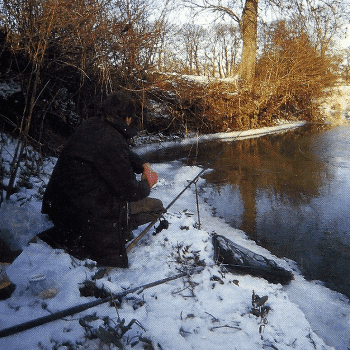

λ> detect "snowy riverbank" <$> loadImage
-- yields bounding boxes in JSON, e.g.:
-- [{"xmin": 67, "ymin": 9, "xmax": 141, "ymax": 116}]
[{"xmin": 1, "ymin": 120, "xmax": 349, "ymax": 349}]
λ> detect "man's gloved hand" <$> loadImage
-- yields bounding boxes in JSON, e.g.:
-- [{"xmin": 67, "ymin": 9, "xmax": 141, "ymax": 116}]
[{"xmin": 142, "ymin": 163, "xmax": 158, "ymax": 188}]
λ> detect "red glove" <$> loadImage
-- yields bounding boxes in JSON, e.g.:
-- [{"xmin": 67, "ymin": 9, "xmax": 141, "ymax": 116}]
[{"xmin": 142, "ymin": 163, "xmax": 158, "ymax": 188}]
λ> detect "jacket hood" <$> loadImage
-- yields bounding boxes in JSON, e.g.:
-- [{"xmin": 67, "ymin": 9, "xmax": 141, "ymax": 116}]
[{"xmin": 107, "ymin": 117, "xmax": 138, "ymax": 140}]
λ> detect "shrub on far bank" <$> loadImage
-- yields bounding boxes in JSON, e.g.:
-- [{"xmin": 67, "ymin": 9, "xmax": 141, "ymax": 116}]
[
  {"xmin": 145, "ymin": 22, "xmax": 339, "ymax": 134},
  {"xmin": 255, "ymin": 22, "xmax": 340, "ymax": 123}
]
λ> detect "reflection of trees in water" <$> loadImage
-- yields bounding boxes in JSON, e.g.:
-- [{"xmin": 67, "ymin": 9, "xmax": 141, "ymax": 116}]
[
  {"xmin": 201, "ymin": 125, "xmax": 331, "ymax": 236},
  {"xmin": 146, "ymin": 126, "xmax": 350, "ymax": 298},
  {"xmin": 145, "ymin": 125, "xmax": 331, "ymax": 237}
]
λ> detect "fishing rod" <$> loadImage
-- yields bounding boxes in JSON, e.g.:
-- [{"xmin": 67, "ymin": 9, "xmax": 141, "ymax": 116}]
[
  {"xmin": 127, "ymin": 132, "xmax": 243, "ymax": 252},
  {"xmin": 0, "ymin": 266, "xmax": 204, "ymax": 338}
]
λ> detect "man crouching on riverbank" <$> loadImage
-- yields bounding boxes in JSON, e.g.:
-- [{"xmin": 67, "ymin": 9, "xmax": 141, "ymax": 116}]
[{"xmin": 41, "ymin": 90, "xmax": 165, "ymax": 267}]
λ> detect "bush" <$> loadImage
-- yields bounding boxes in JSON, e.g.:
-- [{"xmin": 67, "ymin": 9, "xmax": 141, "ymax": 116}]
[
  {"xmin": 255, "ymin": 21, "xmax": 340, "ymax": 122},
  {"xmin": 0, "ymin": 0, "xmax": 170, "ymax": 155},
  {"xmin": 144, "ymin": 22, "xmax": 341, "ymax": 134}
]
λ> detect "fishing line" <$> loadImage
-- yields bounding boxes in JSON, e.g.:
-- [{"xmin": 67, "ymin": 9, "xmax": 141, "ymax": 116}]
[{"xmin": 127, "ymin": 131, "xmax": 244, "ymax": 252}]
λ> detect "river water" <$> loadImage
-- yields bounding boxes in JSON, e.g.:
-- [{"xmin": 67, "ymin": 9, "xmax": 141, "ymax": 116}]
[{"xmin": 147, "ymin": 124, "xmax": 350, "ymax": 299}]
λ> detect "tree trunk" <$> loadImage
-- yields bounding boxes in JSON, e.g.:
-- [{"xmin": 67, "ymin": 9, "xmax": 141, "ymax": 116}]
[{"xmin": 239, "ymin": 0, "xmax": 258, "ymax": 85}]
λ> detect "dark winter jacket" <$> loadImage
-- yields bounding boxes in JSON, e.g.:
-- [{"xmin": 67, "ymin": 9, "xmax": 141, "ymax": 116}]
[
  {"xmin": 40, "ymin": 117, "xmax": 151, "ymax": 266},
  {"xmin": 42, "ymin": 116, "xmax": 150, "ymax": 231}
]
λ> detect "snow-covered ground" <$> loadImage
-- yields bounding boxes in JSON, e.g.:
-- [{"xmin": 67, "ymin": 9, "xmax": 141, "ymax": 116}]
[
  {"xmin": 318, "ymin": 84, "xmax": 350, "ymax": 124},
  {"xmin": 1, "ymin": 119, "xmax": 350, "ymax": 349}
]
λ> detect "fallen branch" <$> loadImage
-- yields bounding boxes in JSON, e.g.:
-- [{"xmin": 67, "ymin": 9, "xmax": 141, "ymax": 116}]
[{"xmin": 0, "ymin": 266, "xmax": 204, "ymax": 338}]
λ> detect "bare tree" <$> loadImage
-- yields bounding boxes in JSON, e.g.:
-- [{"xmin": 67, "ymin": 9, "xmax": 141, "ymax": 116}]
[
  {"xmin": 213, "ymin": 23, "xmax": 240, "ymax": 77},
  {"xmin": 283, "ymin": 0, "xmax": 346, "ymax": 57},
  {"xmin": 165, "ymin": 21, "xmax": 240, "ymax": 77},
  {"xmin": 152, "ymin": 22, "xmax": 176, "ymax": 72},
  {"xmin": 182, "ymin": 0, "xmax": 346, "ymax": 86},
  {"xmin": 240, "ymin": 0, "xmax": 257, "ymax": 82},
  {"xmin": 177, "ymin": 23, "xmax": 206, "ymax": 74},
  {"xmin": 342, "ymin": 47, "xmax": 350, "ymax": 81},
  {"xmin": 182, "ymin": 0, "xmax": 258, "ymax": 84},
  {"xmin": 109, "ymin": 0, "xmax": 171, "ymax": 84}
]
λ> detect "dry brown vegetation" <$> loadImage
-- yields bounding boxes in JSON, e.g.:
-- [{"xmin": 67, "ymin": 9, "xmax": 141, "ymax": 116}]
[
  {"xmin": 145, "ymin": 23, "xmax": 340, "ymax": 134},
  {"xmin": 0, "ymin": 0, "xmax": 169, "ymax": 198},
  {"xmin": 0, "ymin": 0, "xmax": 167, "ymax": 147},
  {"xmin": 0, "ymin": 1, "xmax": 341, "ymax": 140}
]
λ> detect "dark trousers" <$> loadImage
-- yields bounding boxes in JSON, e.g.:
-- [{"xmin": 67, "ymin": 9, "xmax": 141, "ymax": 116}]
[
  {"xmin": 129, "ymin": 197, "xmax": 166, "ymax": 230},
  {"xmin": 40, "ymin": 197, "xmax": 165, "ymax": 267}
]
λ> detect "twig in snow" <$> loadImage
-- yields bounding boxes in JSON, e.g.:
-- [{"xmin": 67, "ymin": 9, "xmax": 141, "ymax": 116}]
[
  {"xmin": 209, "ymin": 324, "xmax": 241, "ymax": 331},
  {"xmin": 205, "ymin": 312, "xmax": 220, "ymax": 323}
]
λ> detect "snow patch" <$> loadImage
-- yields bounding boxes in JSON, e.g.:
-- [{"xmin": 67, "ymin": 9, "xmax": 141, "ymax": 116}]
[
  {"xmin": 0, "ymin": 79, "xmax": 21, "ymax": 99},
  {"xmin": 318, "ymin": 84, "xmax": 350, "ymax": 125}
]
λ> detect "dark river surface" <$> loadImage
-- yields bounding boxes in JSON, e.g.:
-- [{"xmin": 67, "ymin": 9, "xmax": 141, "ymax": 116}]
[{"xmin": 146, "ymin": 124, "xmax": 350, "ymax": 299}]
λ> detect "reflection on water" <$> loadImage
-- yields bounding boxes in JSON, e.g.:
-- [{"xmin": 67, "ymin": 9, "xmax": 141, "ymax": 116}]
[
  {"xmin": 146, "ymin": 124, "xmax": 350, "ymax": 298},
  {"xmin": 202, "ymin": 127, "xmax": 332, "ymax": 238}
]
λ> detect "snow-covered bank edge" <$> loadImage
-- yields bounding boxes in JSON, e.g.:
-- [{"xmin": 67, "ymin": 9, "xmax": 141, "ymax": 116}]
[{"xmin": 134, "ymin": 121, "xmax": 307, "ymax": 156}]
